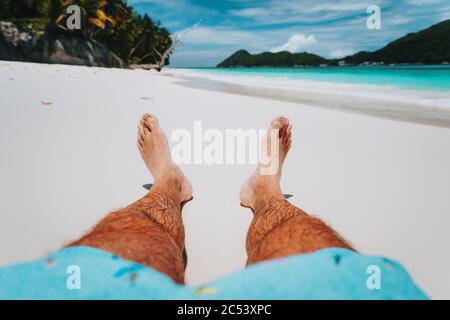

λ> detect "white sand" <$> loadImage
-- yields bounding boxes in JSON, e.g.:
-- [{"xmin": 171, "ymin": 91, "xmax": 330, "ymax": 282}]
[{"xmin": 0, "ymin": 61, "xmax": 449, "ymax": 299}]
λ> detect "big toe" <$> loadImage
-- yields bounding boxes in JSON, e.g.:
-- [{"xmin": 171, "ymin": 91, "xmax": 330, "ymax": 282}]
[
  {"xmin": 143, "ymin": 113, "xmax": 160, "ymax": 132},
  {"xmin": 270, "ymin": 116, "xmax": 289, "ymax": 130}
]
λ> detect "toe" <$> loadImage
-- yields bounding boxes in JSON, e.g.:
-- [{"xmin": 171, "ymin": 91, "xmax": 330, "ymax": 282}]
[
  {"xmin": 143, "ymin": 113, "xmax": 159, "ymax": 131},
  {"xmin": 286, "ymin": 123, "xmax": 292, "ymax": 136},
  {"xmin": 279, "ymin": 121, "xmax": 291, "ymax": 140},
  {"xmin": 139, "ymin": 123, "xmax": 147, "ymax": 140},
  {"xmin": 143, "ymin": 125, "xmax": 150, "ymax": 136},
  {"xmin": 137, "ymin": 130, "xmax": 144, "ymax": 148},
  {"xmin": 271, "ymin": 116, "xmax": 289, "ymax": 130},
  {"xmin": 279, "ymin": 123, "xmax": 288, "ymax": 138}
]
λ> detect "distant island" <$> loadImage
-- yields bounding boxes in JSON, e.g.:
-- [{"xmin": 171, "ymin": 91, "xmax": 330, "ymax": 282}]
[{"xmin": 217, "ymin": 19, "xmax": 450, "ymax": 67}]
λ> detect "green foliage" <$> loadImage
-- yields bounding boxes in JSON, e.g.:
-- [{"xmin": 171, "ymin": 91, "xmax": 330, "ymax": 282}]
[
  {"xmin": 1, "ymin": 0, "xmax": 173, "ymax": 65},
  {"xmin": 95, "ymin": 11, "xmax": 172, "ymax": 65},
  {"xmin": 219, "ymin": 19, "xmax": 450, "ymax": 67},
  {"xmin": 345, "ymin": 19, "xmax": 450, "ymax": 65},
  {"xmin": 0, "ymin": 0, "xmax": 12, "ymax": 19},
  {"xmin": 1, "ymin": 0, "xmax": 39, "ymax": 19},
  {"xmin": 217, "ymin": 50, "xmax": 328, "ymax": 67}
]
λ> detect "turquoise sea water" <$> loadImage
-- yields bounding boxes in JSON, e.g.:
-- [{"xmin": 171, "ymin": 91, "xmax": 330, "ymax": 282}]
[{"xmin": 184, "ymin": 66, "xmax": 450, "ymax": 91}]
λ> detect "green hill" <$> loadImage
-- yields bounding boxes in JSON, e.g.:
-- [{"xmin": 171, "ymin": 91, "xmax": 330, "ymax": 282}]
[
  {"xmin": 218, "ymin": 19, "xmax": 450, "ymax": 67},
  {"xmin": 345, "ymin": 19, "xmax": 450, "ymax": 64},
  {"xmin": 217, "ymin": 50, "xmax": 328, "ymax": 67}
]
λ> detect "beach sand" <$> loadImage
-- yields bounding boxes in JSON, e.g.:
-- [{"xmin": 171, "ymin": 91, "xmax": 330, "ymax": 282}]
[{"xmin": 0, "ymin": 61, "xmax": 449, "ymax": 299}]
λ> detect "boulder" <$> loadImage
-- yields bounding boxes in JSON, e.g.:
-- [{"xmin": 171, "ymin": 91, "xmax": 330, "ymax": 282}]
[{"xmin": 0, "ymin": 21, "xmax": 124, "ymax": 68}]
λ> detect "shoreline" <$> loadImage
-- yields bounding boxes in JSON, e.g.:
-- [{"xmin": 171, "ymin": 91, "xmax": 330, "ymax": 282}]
[{"xmin": 166, "ymin": 68, "xmax": 450, "ymax": 128}]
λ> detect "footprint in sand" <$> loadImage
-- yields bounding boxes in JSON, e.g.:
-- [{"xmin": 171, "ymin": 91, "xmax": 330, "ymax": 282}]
[
  {"xmin": 140, "ymin": 97, "xmax": 154, "ymax": 101},
  {"xmin": 41, "ymin": 101, "xmax": 53, "ymax": 106}
]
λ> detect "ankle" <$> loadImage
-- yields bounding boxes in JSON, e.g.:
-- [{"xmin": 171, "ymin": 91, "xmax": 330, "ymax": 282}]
[
  {"xmin": 254, "ymin": 175, "xmax": 282, "ymax": 194},
  {"xmin": 153, "ymin": 162, "xmax": 177, "ymax": 180}
]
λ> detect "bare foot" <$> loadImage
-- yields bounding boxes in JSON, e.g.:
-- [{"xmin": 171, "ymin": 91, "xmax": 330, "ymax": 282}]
[
  {"xmin": 240, "ymin": 116, "xmax": 292, "ymax": 209},
  {"xmin": 137, "ymin": 113, "xmax": 192, "ymax": 202}
]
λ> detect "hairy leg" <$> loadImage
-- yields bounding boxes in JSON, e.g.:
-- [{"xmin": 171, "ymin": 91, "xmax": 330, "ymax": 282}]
[
  {"xmin": 69, "ymin": 114, "xmax": 192, "ymax": 284},
  {"xmin": 241, "ymin": 117, "xmax": 353, "ymax": 265}
]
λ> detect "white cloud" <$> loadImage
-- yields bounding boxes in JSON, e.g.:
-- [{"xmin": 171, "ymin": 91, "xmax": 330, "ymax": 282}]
[
  {"xmin": 329, "ymin": 49, "xmax": 357, "ymax": 59},
  {"xmin": 270, "ymin": 34, "xmax": 317, "ymax": 53}
]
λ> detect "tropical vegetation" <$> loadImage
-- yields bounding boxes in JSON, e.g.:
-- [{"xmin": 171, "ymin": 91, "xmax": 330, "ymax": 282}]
[
  {"xmin": 0, "ymin": 0, "xmax": 173, "ymax": 65},
  {"xmin": 218, "ymin": 19, "xmax": 450, "ymax": 67}
]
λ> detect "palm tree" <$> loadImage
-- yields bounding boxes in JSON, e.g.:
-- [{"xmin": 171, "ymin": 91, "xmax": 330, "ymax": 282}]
[
  {"xmin": 46, "ymin": 0, "xmax": 122, "ymax": 37},
  {"xmin": 2, "ymin": 0, "xmax": 176, "ymax": 68}
]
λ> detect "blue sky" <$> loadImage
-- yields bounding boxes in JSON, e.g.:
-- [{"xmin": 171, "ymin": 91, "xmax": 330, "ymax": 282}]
[{"xmin": 128, "ymin": 0, "xmax": 450, "ymax": 67}]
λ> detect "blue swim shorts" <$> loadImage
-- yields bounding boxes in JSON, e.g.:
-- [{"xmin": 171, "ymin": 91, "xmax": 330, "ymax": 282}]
[{"xmin": 0, "ymin": 246, "xmax": 427, "ymax": 299}]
